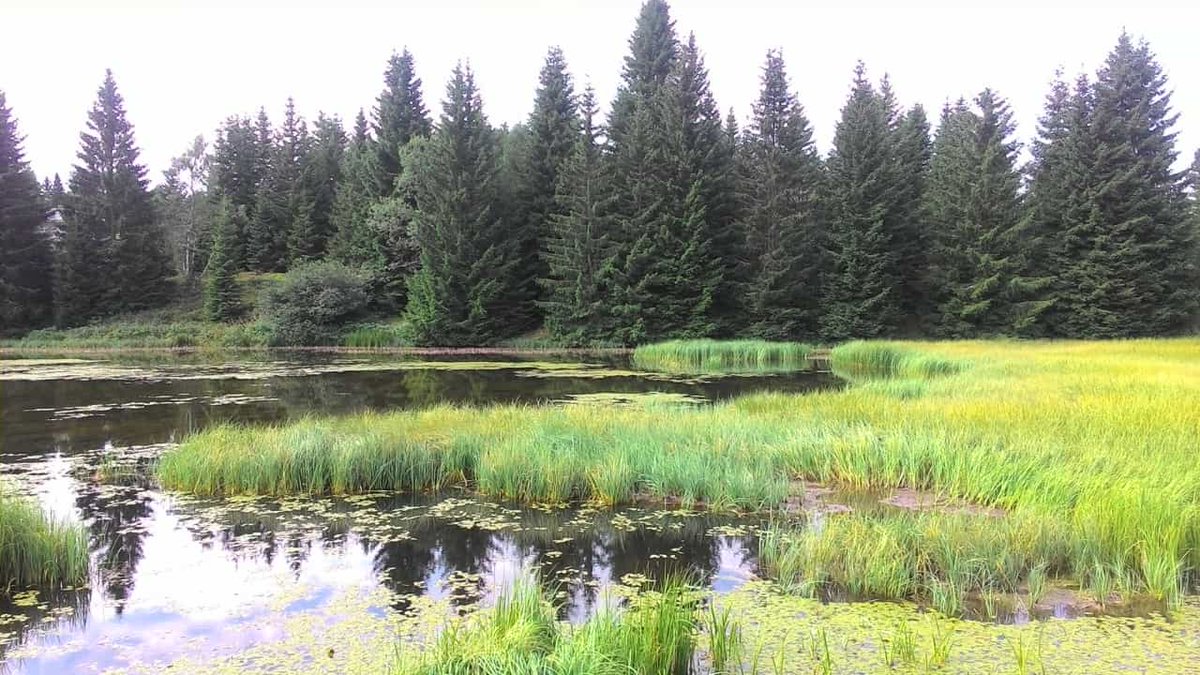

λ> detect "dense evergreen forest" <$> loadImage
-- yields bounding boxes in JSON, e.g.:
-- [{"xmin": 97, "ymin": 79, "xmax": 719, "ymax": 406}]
[{"xmin": 2, "ymin": 0, "xmax": 1198, "ymax": 345}]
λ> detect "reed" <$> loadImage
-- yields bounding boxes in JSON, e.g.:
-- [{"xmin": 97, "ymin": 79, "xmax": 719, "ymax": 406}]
[
  {"xmin": 631, "ymin": 339, "xmax": 814, "ymax": 374},
  {"xmin": 0, "ymin": 486, "xmax": 88, "ymax": 593},
  {"xmin": 393, "ymin": 576, "xmax": 702, "ymax": 674},
  {"xmin": 159, "ymin": 338, "xmax": 1200, "ymax": 600},
  {"xmin": 342, "ymin": 323, "xmax": 413, "ymax": 348}
]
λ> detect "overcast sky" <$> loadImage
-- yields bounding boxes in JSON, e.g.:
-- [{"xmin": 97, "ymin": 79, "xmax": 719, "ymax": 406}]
[{"xmin": 5, "ymin": 1, "xmax": 1199, "ymax": 184}]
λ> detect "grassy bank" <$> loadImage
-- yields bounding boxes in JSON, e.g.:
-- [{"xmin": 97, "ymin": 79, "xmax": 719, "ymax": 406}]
[
  {"xmin": 632, "ymin": 339, "xmax": 815, "ymax": 373},
  {"xmin": 0, "ymin": 486, "xmax": 88, "ymax": 592},
  {"xmin": 158, "ymin": 338, "xmax": 1200, "ymax": 604}
]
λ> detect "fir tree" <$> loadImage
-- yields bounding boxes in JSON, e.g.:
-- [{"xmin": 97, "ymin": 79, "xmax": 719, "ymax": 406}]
[
  {"xmin": 539, "ymin": 87, "xmax": 615, "ymax": 344},
  {"xmin": 522, "ymin": 46, "xmax": 580, "ymax": 318},
  {"xmin": 0, "ymin": 90, "xmax": 54, "ymax": 332},
  {"xmin": 1083, "ymin": 33, "xmax": 1198, "ymax": 334},
  {"xmin": 924, "ymin": 91, "xmax": 1040, "ymax": 336},
  {"xmin": 821, "ymin": 63, "xmax": 901, "ymax": 340},
  {"xmin": 403, "ymin": 64, "xmax": 522, "ymax": 345},
  {"xmin": 330, "ymin": 110, "xmax": 383, "ymax": 266},
  {"xmin": 248, "ymin": 97, "xmax": 310, "ymax": 271},
  {"xmin": 203, "ymin": 200, "xmax": 245, "ymax": 321},
  {"xmin": 292, "ymin": 112, "xmax": 345, "ymax": 262},
  {"xmin": 373, "ymin": 48, "xmax": 432, "ymax": 197},
  {"xmin": 737, "ymin": 50, "xmax": 825, "ymax": 340},
  {"xmin": 58, "ymin": 70, "xmax": 170, "ymax": 322},
  {"xmin": 1027, "ymin": 35, "xmax": 1198, "ymax": 336},
  {"xmin": 606, "ymin": 8, "xmax": 728, "ymax": 342},
  {"xmin": 892, "ymin": 103, "xmax": 932, "ymax": 327}
]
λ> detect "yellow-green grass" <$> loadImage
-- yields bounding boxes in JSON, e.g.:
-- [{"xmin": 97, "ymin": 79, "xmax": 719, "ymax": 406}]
[
  {"xmin": 393, "ymin": 576, "xmax": 700, "ymax": 674},
  {"xmin": 160, "ymin": 338, "xmax": 1200, "ymax": 601},
  {"xmin": 632, "ymin": 339, "xmax": 815, "ymax": 373},
  {"xmin": 0, "ymin": 486, "xmax": 88, "ymax": 593}
]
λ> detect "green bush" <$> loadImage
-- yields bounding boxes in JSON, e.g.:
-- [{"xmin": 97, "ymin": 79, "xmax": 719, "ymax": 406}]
[{"xmin": 262, "ymin": 262, "xmax": 369, "ymax": 346}]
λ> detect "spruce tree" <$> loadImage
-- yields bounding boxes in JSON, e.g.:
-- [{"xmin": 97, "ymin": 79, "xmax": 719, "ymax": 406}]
[
  {"xmin": 540, "ymin": 87, "xmax": 615, "ymax": 344},
  {"xmin": 1084, "ymin": 33, "xmax": 1198, "ymax": 335},
  {"xmin": 606, "ymin": 6, "xmax": 729, "ymax": 342},
  {"xmin": 1027, "ymin": 35, "xmax": 1198, "ymax": 336},
  {"xmin": 403, "ymin": 64, "xmax": 522, "ymax": 345},
  {"xmin": 925, "ymin": 91, "xmax": 1040, "ymax": 336},
  {"xmin": 737, "ymin": 50, "xmax": 825, "ymax": 340},
  {"xmin": 522, "ymin": 47, "xmax": 580, "ymax": 318},
  {"xmin": 0, "ymin": 91, "xmax": 54, "ymax": 332},
  {"xmin": 821, "ymin": 63, "xmax": 901, "ymax": 340},
  {"xmin": 330, "ymin": 109, "xmax": 383, "ymax": 266},
  {"xmin": 248, "ymin": 98, "xmax": 310, "ymax": 271},
  {"xmin": 292, "ymin": 112, "xmax": 345, "ymax": 262},
  {"xmin": 59, "ymin": 70, "xmax": 170, "ymax": 322},
  {"xmin": 203, "ymin": 200, "xmax": 245, "ymax": 321},
  {"xmin": 892, "ymin": 104, "xmax": 932, "ymax": 327},
  {"xmin": 373, "ymin": 48, "xmax": 432, "ymax": 197}
]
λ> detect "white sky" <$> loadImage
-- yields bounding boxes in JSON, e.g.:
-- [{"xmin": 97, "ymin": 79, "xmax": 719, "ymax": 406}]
[{"xmin": 4, "ymin": 0, "xmax": 1199, "ymax": 184}]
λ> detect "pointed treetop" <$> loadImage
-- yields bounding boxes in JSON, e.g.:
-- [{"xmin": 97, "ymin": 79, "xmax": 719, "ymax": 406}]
[
  {"xmin": 622, "ymin": 0, "xmax": 678, "ymax": 93},
  {"xmin": 352, "ymin": 109, "xmax": 369, "ymax": 145}
]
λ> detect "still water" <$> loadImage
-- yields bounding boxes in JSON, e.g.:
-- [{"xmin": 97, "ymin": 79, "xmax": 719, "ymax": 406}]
[{"xmin": 0, "ymin": 352, "xmax": 837, "ymax": 673}]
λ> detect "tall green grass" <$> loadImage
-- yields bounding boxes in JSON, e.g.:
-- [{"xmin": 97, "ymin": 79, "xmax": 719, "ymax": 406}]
[
  {"xmin": 342, "ymin": 322, "xmax": 414, "ymax": 348},
  {"xmin": 830, "ymin": 341, "xmax": 963, "ymax": 380},
  {"xmin": 0, "ymin": 486, "xmax": 88, "ymax": 592},
  {"xmin": 759, "ymin": 511, "xmax": 1071, "ymax": 611},
  {"xmin": 159, "ymin": 338, "xmax": 1200, "ymax": 602},
  {"xmin": 632, "ymin": 339, "xmax": 814, "ymax": 374},
  {"xmin": 393, "ymin": 576, "xmax": 700, "ymax": 674}
]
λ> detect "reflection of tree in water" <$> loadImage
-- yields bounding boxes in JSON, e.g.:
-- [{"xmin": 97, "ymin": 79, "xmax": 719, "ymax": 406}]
[{"xmin": 74, "ymin": 477, "xmax": 154, "ymax": 615}]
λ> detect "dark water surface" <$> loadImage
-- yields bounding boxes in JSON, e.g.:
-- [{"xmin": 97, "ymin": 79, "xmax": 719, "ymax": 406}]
[{"xmin": 0, "ymin": 352, "xmax": 837, "ymax": 673}]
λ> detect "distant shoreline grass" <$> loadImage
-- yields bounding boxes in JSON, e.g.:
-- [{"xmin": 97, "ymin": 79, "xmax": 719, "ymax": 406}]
[
  {"xmin": 0, "ymin": 486, "xmax": 88, "ymax": 593},
  {"xmin": 158, "ymin": 338, "xmax": 1200, "ymax": 606},
  {"xmin": 632, "ymin": 339, "xmax": 815, "ymax": 374}
]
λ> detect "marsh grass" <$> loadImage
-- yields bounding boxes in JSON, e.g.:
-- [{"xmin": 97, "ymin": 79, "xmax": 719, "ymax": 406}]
[
  {"xmin": 829, "ymin": 340, "xmax": 963, "ymax": 380},
  {"xmin": 343, "ymin": 322, "xmax": 413, "ymax": 348},
  {"xmin": 161, "ymin": 338, "xmax": 1200, "ymax": 605},
  {"xmin": 394, "ymin": 576, "xmax": 701, "ymax": 674},
  {"xmin": 0, "ymin": 486, "xmax": 88, "ymax": 593},
  {"xmin": 632, "ymin": 339, "xmax": 814, "ymax": 374}
]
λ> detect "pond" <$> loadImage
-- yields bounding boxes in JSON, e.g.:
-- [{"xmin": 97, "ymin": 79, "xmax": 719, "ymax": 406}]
[{"xmin": 0, "ymin": 352, "xmax": 837, "ymax": 674}]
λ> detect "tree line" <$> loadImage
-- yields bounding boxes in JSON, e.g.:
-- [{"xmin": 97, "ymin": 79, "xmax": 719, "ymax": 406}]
[{"xmin": 2, "ymin": 0, "xmax": 1198, "ymax": 343}]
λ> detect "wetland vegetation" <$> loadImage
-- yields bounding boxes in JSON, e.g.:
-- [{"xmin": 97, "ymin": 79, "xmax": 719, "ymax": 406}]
[{"xmin": 2, "ymin": 341, "xmax": 1200, "ymax": 673}]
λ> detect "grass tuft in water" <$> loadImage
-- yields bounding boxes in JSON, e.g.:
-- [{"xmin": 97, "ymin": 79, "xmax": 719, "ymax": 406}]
[
  {"xmin": 632, "ymin": 339, "xmax": 814, "ymax": 374},
  {"xmin": 0, "ymin": 485, "xmax": 88, "ymax": 593},
  {"xmin": 393, "ymin": 575, "xmax": 701, "ymax": 674}
]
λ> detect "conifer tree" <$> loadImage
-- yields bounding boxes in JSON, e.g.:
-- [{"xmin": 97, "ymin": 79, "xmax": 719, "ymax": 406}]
[
  {"xmin": 540, "ymin": 87, "xmax": 614, "ymax": 343},
  {"xmin": 606, "ymin": 5, "xmax": 729, "ymax": 342},
  {"xmin": 737, "ymin": 50, "xmax": 825, "ymax": 340},
  {"xmin": 924, "ymin": 91, "xmax": 1041, "ymax": 336},
  {"xmin": 1083, "ymin": 34, "xmax": 1198, "ymax": 334},
  {"xmin": 821, "ymin": 63, "xmax": 901, "ymax": 340},
  {"xmin": 522, "ymin": 46, "xmax": 580, "ymax": 316},
  {"xmin": 0, "ymin": 91, "xmax": 54, "ymax": 332},
  {"xmin": 892, "ymin": 104, "xmax": 932, "ymax": 326},
  {"xmin": 248, "ymin": 97, "xmax": 310, "ymax": 271},
  {"xmin": 292, "ymin": 112, "xmax": 345, "ymax": 262},
  {"xmin": 58, "ymin": 70, "xmax": 170, "ymax": 322},
  {"xmin": 1027, "ymin": 35, "xmax": 1198, "ymax": 336},
  {"xmin": 403, "ymin": 64, "xmax": 522, "ymax": 345},
  {"xmin": 373, "ymin": 48, "xmax": 432, "ymax": 197},
  {"xmin": 330, "ymin": 109, "xmax": 382, "ymax": 266},
  {"xmin": 203, "ymin": 200, "xmax": 245, "ymax": 321}
]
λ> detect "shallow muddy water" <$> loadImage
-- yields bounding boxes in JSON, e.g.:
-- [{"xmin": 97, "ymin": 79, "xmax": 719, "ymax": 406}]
[{"xmin": 0, "ymin": 352, "xmax": 835, "ymax": 673}]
